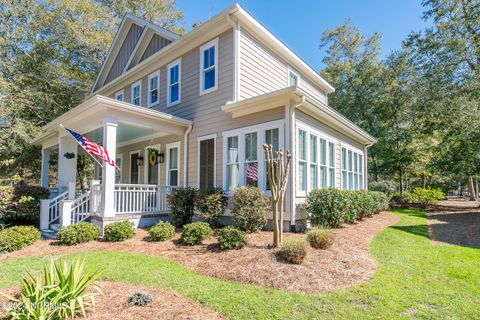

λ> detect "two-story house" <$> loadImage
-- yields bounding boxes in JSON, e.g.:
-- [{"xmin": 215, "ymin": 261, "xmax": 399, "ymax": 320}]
[{"xmin": 34, "ymin": 3, "xmax": 376, "ymax": 233}]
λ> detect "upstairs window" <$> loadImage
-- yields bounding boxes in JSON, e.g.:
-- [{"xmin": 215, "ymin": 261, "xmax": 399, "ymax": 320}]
[
  {"xmin": 148, "ymin": 71, "xmax": 159, "ymax": 107},
  {"xmin": 131, "ymin": 81, "xmax": 141, "ymax": 106},
  {"xmin": 115, "ymin": 90, "xmax": 124, "ymax": 102},
  {"xmin": 168, "ymin": 59, "xmax": 181, "ymax": 106},
  {"xmin": 288, "ymin": 69, "xmax": 299, "ymax": 86},
  {"xmin": 200, "ymin": 38, "xmax": 218, "ymax": 94}
]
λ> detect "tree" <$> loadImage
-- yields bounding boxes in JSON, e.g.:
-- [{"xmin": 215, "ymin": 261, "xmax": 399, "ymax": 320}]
[
  {"xmin": 0, "ymin": 0, "xmax": 184, "ymax": 182},
  {"xmin": 263, "ymin": 145, "xmax": 291, "ymax": 247}
]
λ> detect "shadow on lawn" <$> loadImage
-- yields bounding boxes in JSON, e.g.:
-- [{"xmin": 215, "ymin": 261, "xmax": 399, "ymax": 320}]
[{"xmin": 390, "ymin": 224, "xmax": 429, "ymax": 239}]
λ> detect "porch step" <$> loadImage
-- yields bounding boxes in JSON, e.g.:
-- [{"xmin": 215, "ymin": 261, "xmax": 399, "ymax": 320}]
[
  {"xmin": 41, "ymin": 229, "xmax": 58, "ymax": 240},
  {"xmin": 50, "ymin": 223, "xmax": 61, "ymax": 233}
]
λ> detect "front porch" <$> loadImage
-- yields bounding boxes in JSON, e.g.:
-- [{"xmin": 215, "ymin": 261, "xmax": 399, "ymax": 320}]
[{"xmin": 33, "ymin": 95, "xmax": 192, "ymax": 232}]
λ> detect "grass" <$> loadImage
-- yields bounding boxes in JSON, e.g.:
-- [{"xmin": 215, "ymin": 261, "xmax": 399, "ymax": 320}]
[{"xmin": 1, "ymin": 209, "xmax": 479, "ymax": 319}]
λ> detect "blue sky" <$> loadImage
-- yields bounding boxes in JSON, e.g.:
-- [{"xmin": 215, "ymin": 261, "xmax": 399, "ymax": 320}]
[{"xmin": 176, "ymin": 0, "xmax": 429, "ymax": 71}]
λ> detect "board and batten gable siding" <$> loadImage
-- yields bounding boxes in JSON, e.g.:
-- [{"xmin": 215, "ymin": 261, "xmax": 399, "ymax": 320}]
[
  {"xmin": 294, "ymin": 110, "xmax": 365, "ymax": 196},
  {"xmin": 238, "ymin": 28, "xmax": 328, "ymax": 105},
  {"xmin": 139, "ymin": 34, "xmax": 172, "ymax": 64},
  {"xmin": 104, "ymin": 24, "xmax": 144, "ymax": 85}
]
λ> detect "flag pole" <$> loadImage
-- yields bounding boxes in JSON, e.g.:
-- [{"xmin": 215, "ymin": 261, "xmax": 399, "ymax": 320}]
[{"xmin": 59, "ymin": 124, "xmax": 104, "ymax": 168}]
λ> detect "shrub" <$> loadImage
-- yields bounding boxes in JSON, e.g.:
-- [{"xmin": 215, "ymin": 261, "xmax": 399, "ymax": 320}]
[
  {"xmin": 104, "ymin": 221, "xmax": 135, "ymax": 242},
  {"xmin": 0, "ymin": 225, "xmax": 41, "ymax": 252},
  {"xmin": 128, "ymin": 291, "xmax": 153, "ymax": 306},
  {"xmin": 232, "ymin": 186, "xmax": 268, "ymax": 233},
  {"xmin": 167, "ymin": 187, "xmax": 198, "ymax": 227},
  {"xmin": 356, "ymin": 191, "xmax": 376, "ymax": 219},
  {"xmin": 306, "ymin": 188, "xmax": 350, "ymax": 228},
  {"xmin": 370, "ymin": 191, "xmax": 389, "ymax": 213},
  {"xmin": 195, "ymin": 188, "xmax": 227, "ymax": 227},
  {"xmin": 368, "ymin": 180, "xmax": 396, "ymax": 199},
  {"xmin": 181, "ymin": 222, "xmax": 212, "ymax": 245},
  {"xmin": 4, "ymin": 258, "xmax": 102, "ymax": 319},
  {"xmin": 149, "ymin": 221, "xmax": 175, "ymax": 241},
  {"xmin": 391, "ymin": 191, "xmax": 409, "ymax": 204},
  {"xmin": 0, "ymin": 184, "xmax": 49, "ymax": 226},
  {"xmin": 279, "ymin": 238, "xmax": 308, "ymax": 264},
  {"xmin": 57, "ymin": 222, "xmax": 100, "ymax": 245},
  {"xmin": 217, "ymin": 226, "xmax": 246, "ymax": 250},
  {"xmin": 306, "ymin": 229, "xmax": 335, "ymax": 249},
  {"xmin": 405, "ymin": 187, "xmax": 445, "ymax": 204}
]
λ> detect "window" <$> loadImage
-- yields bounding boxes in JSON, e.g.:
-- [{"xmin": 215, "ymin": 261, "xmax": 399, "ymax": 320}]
[
  {"xmin": 328, "ymin": 142, "xmax": 336, "ymax": 188},
  {"xmin": 115, "ymin": 90, "xmax": 124, "ymax": 102},
  {"xmin": 166, "ymin": 142, "xmax": 180, "ymax": 186},
  {"xmin": 130, "ymin": 152, "xmax": 140, "ymax": 184},
  {"xmin": 298, "ymin": 129, "xmax": 307, "ymax": 192},
  {"xmin": 288, "ymin": 69, "xmax": 299, "ymax": 86},
  {"xmin": 199, "ymin": 136, "xmax": 215, "ymax": 190},
  {"xmin": 226, "ymin": 136, "xmax": 239, "ymax": 192},
  {"xmin": 200, "ymin": 38, "xmax": 218, "ymax": 94},
  {"xmin": 341, "ymin": 147, "xmax": 364, "ymax": 190},
  {"xmin": 223, "ymin": 120, "xmax": 284, "ymax": 193},
  {"xmin": 148, "ymin": 71, "xmax": 159, "ymax": 107},
  {"xmin": 131, "ymin": 81, "xmax": 141, "ymax": 106},
  {"xmin": 168, "ymin": 59, "xmax": 181, "ymax": 106},
  {"xmin": 146, "ymin": 147, "xmax": 159, "ymax": 185},
  {"xmin": 245, "ymin": 132, "xmax": 258, "ymax": 187},
  {"xmin": 310, "ymin": 135, "xmax": 318, "ymax": 190},
  {"xmin": 115, "ymin": 154, "xmax": 123, "ymax": 183}
]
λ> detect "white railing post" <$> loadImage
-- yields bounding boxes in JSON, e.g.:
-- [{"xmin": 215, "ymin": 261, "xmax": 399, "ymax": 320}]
[
  {"xmin": 156, "ymin": 186, "xmax": 161, "ymax": 211},
  {"xmin": 67, "ymin": 182, "xmax": 76, "ymax": 200},
  {"xmin": 60, "ymin": 200, "xmax": 73, "ymax": 227},
  {"xmin": 40, "ymin": 199, "xmax": 50, "ymax": 230},
  {"xmin": 90, "ymin": 180, "xmax": 101, "ymax": 214}
]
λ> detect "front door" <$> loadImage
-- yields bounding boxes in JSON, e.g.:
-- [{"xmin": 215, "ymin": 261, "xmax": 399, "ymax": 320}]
[{"xmin": 130, "ymin": 153, "xmax": 139, "ymax": 184}]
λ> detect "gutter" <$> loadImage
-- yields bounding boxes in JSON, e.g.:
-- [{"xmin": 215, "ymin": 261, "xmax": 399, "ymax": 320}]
[{"xmin": 183, "ymin": 124, "xmax": 193, "ymax": 187}]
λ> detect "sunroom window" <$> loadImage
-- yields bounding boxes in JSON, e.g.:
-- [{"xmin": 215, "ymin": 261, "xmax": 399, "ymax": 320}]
[{"xmin": 298, "ymin": 129, "xmax": 307, "ymax": 192}]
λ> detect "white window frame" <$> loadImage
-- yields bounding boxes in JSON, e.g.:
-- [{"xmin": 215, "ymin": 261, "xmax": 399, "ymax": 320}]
[
  {"xmin": 131, "ymin": 81, "xmax": 142, "ymax": 106},
  {"xmin": 115, "ymin": 153, "xmax": 123, "ymax": 183},
  {"xmin": 222, "ymin": 120, "xmax": 285, "ymax": 194},
  {"xmin": 115, "ymin": 89, "xmax": 124, "ymax": 102},
  {"xmin": 199, "ymin": 38, "xmax": 219, "ymax": 95},
  {"xmin": 167, "ymin": 58, "xmax": 181, "ymax": 106},
  {"xmin": 287, "ymin": 67, "xmax": 300, "ymax": 87},
  {"xmin": 144, "ymin": 144, "xmax": 161, "ymax": 185},
  {"xmin": 340, "ymin": 143, "xmax": 365, "ymax": 191},
  {"xmin": 296, "ymin": 121, "xmax": 338, "ymax": 195},
  {"xmin": 297, "ymin": 129, "xmax": 308, "ymax": 196},
  {"xmin": 166, "ymin": 141, "xmax": 181, "ymax": 186},
  {"xmin": 129, "ymin": 150, "xmax": 141, "ymax": 184},
  {"xmin": 197, "ymin": 133, "xmax": 217, "ymax": 188},
  {"xmin": 147, "ymin": 71, "xmax": 160, "ymax": 107}
]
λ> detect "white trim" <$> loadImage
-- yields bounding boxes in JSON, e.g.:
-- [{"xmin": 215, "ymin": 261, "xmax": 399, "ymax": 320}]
[
  {"xmin": 131, "ymin": 80, "xmax": 142, "ymax": 106},
  {"xmin": 147, "ymin": 71, "xmax": 160, "ymax": 107},
  {"xmin": 129, "ymin": 150, "xmax": 141, "ymax": 184},
  {"xmin": 199, "ymin": 38, "xmax": 219, "ymax": 95},
  {"xmin": 167, "ymin": 58, "xmax": 182, "ymax": 107},
  {"xmin": 197, "ymin": 133, "xmax": 217, "ymax": 188},
  {"xmin": 166, "ymin": 141, "xmax": 181, "ymax": 186},
  {"xmin": 222, "ymin": 119, "xmax": 285, "ymax": 193},
  {"xmin": 233, "ymin": 22, "xmax": 241, "ymax": 102},
  {"xmin": 287, "ymin": 67, "xmax": 300, "ymax": 87},
  {"xmin": 115, "ymin": 89, "xmax": 125, "ymax": 102},
  {"xmin": 144, "ymin": 144, "xmax": 161, "ymax": 185},
  {"xmin": 340, "ymin": 144, "xmax": 365, "ymax": 191},
  {"xmin": 115, "ymin": 153, "xmax": 123, "ymax": 183}
]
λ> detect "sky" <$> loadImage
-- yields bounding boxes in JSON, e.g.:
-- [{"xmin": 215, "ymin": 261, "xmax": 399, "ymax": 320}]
[{"xmin": 176, "ymin": 0, "xmax": 429, "ymax": 71}]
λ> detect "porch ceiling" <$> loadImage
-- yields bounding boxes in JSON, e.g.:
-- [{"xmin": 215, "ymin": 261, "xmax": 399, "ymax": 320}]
[{"xmin": 33, "ymin": 95, "xmax": 192, "ymax": 148}]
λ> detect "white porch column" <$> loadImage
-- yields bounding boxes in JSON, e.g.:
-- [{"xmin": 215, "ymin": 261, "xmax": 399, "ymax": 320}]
[
  {"xmin": 40, "ymin": 148, "xmax": 51, "ymax": 188},
  {"xmin": 58, "ymin": 136, "xmax": 77, "ymax": 193},
  {"xmin": 100, "ymin": 120, "xmax": 117, "ymax": 217}
]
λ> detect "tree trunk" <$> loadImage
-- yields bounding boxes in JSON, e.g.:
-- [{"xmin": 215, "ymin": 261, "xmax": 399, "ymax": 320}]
[
  {"xmin": 399, "ymin": 168, "xmax": 404, "ymax": 196},
  {"xmin": 474, "ymin": 176, "xmax": 479, "ymax": 201},
  {"xmin": 469, "ymin": 176, "xmax": 476, "ymax": 201}
]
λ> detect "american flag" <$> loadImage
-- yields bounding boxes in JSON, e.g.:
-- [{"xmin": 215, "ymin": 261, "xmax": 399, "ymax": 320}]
[
  {"xmin": 246, "ymin": 162, "xmax": 258, "ymax": 182},
  {"xmin": 64, "ymin": 127, "xmax": 119, "ymax": 169}
]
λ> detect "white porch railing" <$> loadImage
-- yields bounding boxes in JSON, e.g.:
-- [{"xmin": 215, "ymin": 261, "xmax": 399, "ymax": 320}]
[
  {"xmin": 48, "ymin": 191, "xmax": 68, "ymax": 225},
  {"xmin": 114, "ymin": 184, "xmax": 176, "ymax": 214},
  {"xmin": 70, "ymin": 191, "xmax": 91, "ymax": 224}
]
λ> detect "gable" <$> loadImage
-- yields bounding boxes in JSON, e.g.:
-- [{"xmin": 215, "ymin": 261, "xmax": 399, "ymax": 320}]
[{"xmin": 140, "ymin": 34, "xmax": 171, "ymax": 63}]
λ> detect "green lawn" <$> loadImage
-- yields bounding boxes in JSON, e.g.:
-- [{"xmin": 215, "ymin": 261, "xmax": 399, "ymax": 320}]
[{"xmin": 1, "ymin": 209, "xmax": 479, "ymax": 319}]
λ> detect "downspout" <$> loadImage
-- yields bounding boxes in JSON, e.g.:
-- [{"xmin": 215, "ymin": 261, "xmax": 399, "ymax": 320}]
[
  {"xmin": 183, "ymin": 124, "xmax": 193, "ymax": 187},
  {"xmin": 363, "ymin": 142, "xmax": 374, "ymax": 190}
]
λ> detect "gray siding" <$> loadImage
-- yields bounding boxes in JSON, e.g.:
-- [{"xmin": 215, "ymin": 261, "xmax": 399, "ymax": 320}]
[
  {"xmin": 139, "ymin": 34, "xmax": 172, "ymax": 63},
  {"xmin": 239, "ymin": 28, "xmax": 327, "ymax": 104},
  {"xmin": 105, "ymin": 24, "xmax": 144, "ymax": 85}
]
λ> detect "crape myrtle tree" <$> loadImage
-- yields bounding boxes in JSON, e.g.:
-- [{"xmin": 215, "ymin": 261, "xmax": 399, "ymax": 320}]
[{"xmin": 0, "ymin": 0, "xmax": 184, "ymax": 183}]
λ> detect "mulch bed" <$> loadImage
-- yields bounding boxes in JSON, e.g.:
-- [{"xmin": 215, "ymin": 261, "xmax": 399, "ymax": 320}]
[
  {"xmin": 0, "ymin": 281, "xmax": 223, "ymax": 320},
  {"xmin": 0, "ymin": 212, "xmax": 399, "ymax": 294}
]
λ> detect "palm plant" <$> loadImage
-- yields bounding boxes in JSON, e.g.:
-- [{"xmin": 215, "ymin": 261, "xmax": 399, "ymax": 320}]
[{"xmin": 3, "ymin": 258, "xmax": 103, "ymax": 319}]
